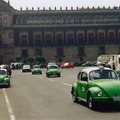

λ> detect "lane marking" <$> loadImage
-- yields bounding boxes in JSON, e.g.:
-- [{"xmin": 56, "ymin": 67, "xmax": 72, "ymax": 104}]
[
  {"xmin": 49, "ymin": 79, "xmax": 55, "ymax": 81},
  {"xmin": 3, "ymin": 88, "xmax": 15, "ymax": 120},
  {"xmin": 62, "ymin": 83, "xmax": 72, "ymax": 86},
  {"xmin": 39, "ymin": 77, "xmax": 43, "ymax": 79},
  {"xmin": 48, "ymin": 78, "xmax": 72, "ymax": 87}
]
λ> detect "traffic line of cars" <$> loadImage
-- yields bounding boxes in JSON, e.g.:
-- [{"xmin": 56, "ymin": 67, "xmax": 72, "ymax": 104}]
[
  {"xmin": 22, "ymin": 64, "xmax": 120, "ymax": 110},
  {"xmin": 22, "ymin": 64, "xmax": 61, "ymax": 77}
]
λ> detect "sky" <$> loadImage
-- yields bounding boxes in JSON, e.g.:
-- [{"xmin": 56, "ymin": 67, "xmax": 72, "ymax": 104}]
[{"xmin": 4, "ymin": 0, "xmax": 120, "ymax": 10}]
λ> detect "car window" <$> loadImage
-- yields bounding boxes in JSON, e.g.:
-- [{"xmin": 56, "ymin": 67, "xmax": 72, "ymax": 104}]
[
  {"xmin": 49, "ymin": 66, "xmax": 57, "ymax": 69},
  {"xmin": 23, "ymin": 65, "xmax": 31, "ymax": 69},
  {"xmin": 89, "ymin": 70, "xmax": 118, "ymax": 81},
  {"xmin": 81, "ymin": 72, "xmax": 88, "ymax": 82},
  {"xmin": 33, "ymin": 65, "xmax": 40, "ymax": 68},
  {"xmin": 0, "ymin": 70, "xmax": 6, "ymax": 75},
  {"xmin": 77, "ymin": 72, "xmax": 81, "ymax": 81},
  {"xmin": 116, "ymin": 72, "xmax": 120, "ymax": 78}
]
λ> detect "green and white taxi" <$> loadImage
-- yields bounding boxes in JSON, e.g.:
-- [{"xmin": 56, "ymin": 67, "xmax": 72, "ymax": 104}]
[
  {"xmin": 71, "ymin": 66, "xmax": 120, "ymax": 109},
  {"xmin": 46, "ymin": 65, "xmax": 60, "ymax": 77},
  {"xmin": 32, "ymin": 65, "xmax": 42, "ymax": 74},
  {"xmin": 0, "ymin": 69, "xmax": 10, "ymax": 87}
]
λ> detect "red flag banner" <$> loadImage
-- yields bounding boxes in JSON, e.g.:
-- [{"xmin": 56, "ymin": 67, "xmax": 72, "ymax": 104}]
[
  {"xmin": 99, "ymin": 33, "xmax": 104, "ymax": 39},
  {"xmin": 35, "ymin": 35, "xmax": 41, "ymax": 40},
  {"xmin": 67, "ymin": 34, "xmax": 73, "ymax": 39},
  {"xmin": 88, "ymin": 33, "xmax": 94, "ymax": 38},
  {"xmin": 46, "ymin": 34, "xmax": 52, "ymax": 40},
  {"xmin": 57, "ymin": 34, "xmax": 63, "ymax": 39},
  {"xmin": 109, "ymin": 32, "xmax": 115, "ymax": 39},
  {"xmin": 78, "ymin": 33, "xmax": 84, "ymax": 39},
  {"xmin": 21, "ymin": 35, "xmax": 27, "ymax": 40}
]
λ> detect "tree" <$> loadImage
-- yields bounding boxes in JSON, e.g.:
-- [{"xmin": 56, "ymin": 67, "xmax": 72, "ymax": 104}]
[
  {"xmin": 16, "ymin": 56, "xmax": 22, "ymax": 62},
  {"xmin": 35, "ymin": 56, "xmax": 46, "ymax": 64},
  {"xmin": 27, "ymin": 56, "xmax": 35, "ymax": 65}
]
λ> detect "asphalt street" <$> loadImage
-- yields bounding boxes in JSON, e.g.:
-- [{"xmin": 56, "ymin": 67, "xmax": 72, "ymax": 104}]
[{"xmin": 0, "ymin": 67, "xmax": 120, "ymax": 120}]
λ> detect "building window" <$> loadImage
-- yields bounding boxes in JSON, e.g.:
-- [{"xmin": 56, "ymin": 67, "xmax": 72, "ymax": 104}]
[
  {"xmin": 21, "ymin": 35, "xmax": 27, "ymax": 46},
  {"xmin": 99, "ymin": 46, "xmax": 105, "ymax": 54},
  {"xmin": 22, "ymin": 17, "xmax": 27, "ymax": 24},
  {"xmin": 35, "ymin": 49, "xmax": 42, "ymax": 56},
  {"xmin": 88, "ymin": 33, "xmax": 94, "ymax": 43},
  {"xmin": 109, "ymin": 32, "xmax": 115, "ymax": 42},
  {"xmin": 17, "ymin": 17, "xmax": 21, "ymax": 24},
  {"xmin": 46, "ymin": 34, "xmax": 52, "ymax": 45},
  {"xmin": 35, "ymin": 35, "xmax": 41, "ymax": 45},
  {"xmin": 0, "ymin": 35, "xmax": 2, "ymax": 43},
  {"xmin": 78, "ymin": 33, "xmax": 84, "ymax": 44},
  {"xmin": 80, "ymin": 57, "xmax": 83, "ymax": 62},
  {"xmin": 21, "ymin": 49, "xmax": 28, "ymax": 58},
  {"xmin": 98, "ymin": 33, "xmax": 105, "ymax": 43},
  {"xmin": 57, "ymin": 48, "xmax": 64, "ymax": 56},
  {"xmin": 67, "ymin": 33, "xmax": 74, "ymax": 44},
  {"xmin": 78, "ymin": 47, "xmax": 84, "ymax": 56},
  {"xmin": 56, "ymin": 34, "xmax": 63, "ymax": 45}
]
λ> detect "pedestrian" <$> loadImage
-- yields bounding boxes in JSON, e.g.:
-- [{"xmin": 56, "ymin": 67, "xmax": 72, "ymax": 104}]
[
  {"xmin": 112, "ymin": 63, "xmax": 116, "ymax": 70},
  {"xmin": 12, "ymin": 64, "xmax": 15, "ymax": 70},
  {"xmin": 7, "ymin": 65, "xmax": 12, "ymax": 77}
]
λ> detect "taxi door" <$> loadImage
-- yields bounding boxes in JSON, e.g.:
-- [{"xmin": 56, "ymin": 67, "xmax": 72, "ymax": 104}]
[{"xmin": 77, "ymin": 72, "xmax": 88, "ymax": 99}]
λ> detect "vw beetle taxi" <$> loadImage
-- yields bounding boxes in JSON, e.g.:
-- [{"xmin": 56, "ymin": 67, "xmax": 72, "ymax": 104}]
[
  {"xmin": 0, "ymin": 69, "xmax": 10, "ymax": 87},
  {"xmin": 32, "ymin": 65, "xmax": 42, "ymax": 74},
  {"xmin": 46, "ymin": 65, "xmax": 60, "ymax": 77},
  {"xmin": 71, "ymin": 66, "xmax": 120, "ymax": 109}
]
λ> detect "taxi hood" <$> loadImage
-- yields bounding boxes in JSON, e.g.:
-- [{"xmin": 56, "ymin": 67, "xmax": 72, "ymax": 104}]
[{"xmin": 90, "ymin": 79, "xmax": 120, "ymax": 97}]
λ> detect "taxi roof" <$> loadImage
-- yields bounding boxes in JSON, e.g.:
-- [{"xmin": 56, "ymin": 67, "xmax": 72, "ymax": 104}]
[{"xmin": 81, "ymin": 66, "xmax": 111, "ymax": 74}]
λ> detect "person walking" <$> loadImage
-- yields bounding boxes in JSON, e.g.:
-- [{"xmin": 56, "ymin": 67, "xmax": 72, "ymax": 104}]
[
  {"xmin": 112, "ymin": 62, "xmax": 116, "ymax": 70},
  {"xmin": 7, "ymin": 65, "xmax": 12, "ymax": 77}
]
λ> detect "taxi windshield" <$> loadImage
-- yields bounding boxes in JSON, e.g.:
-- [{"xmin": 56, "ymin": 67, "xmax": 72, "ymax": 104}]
[
  {"xmin": 89, "ymin": 70, "xmax": 118, "ymax": 81},
  {"xmin": 33, "ymin": 65, "xmax": 40, "ymax": 68},
  {"xmin": 49, "ymin": 66, "xmax": 58, "ymax": 69},
  {"xmin": 0, "ymin": 70, "xmax": 7, "ymax": 75}
]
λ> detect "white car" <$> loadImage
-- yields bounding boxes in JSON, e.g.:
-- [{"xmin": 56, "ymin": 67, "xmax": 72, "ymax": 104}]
[
  {"xmin": 22, "ymin": 65, "xmax": 31, "ymax": 72},
  {"xmin": 47, "ymin": 62, "xmax": 58, "ymax": 68}
]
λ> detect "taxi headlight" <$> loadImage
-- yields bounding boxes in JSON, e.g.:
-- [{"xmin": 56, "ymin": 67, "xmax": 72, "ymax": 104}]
[
  {"xmin": 4, "ymin": 78, "xmax": 8, "ymax": 82},
  {"xmin": 97, "ymin": 91, "xmax": 103, "ymax": 97}
]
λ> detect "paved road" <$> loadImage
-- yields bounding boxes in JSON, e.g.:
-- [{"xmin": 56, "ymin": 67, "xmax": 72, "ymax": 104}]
[{"xmin": 0, "ymin": 67, "xmax": 120, "ymax": 120}]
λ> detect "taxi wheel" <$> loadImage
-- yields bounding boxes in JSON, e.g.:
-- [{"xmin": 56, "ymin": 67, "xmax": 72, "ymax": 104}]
[
  {"xmin": 46, "ymin": 74, "xmax": 49, "ymax": 77},
  {"xmin": 57, "ymin": 74, "xmax": 61, "ymax": 77},
  {"xmin": 87, "ymin": 93, "xmax": 96, "ymax": 109},
  {"xmin": 72, "ymin": 90, "xmax": 78, "ymax": 103},
  {"xmin": 7, "ymin": 82, "xmax": 10, "ymax": 88}
]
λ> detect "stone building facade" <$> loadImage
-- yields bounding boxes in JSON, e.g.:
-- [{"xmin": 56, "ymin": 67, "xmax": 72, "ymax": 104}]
[{"xmin": 0, "ymin": 0, "xmax": 120, "ymax": 64}]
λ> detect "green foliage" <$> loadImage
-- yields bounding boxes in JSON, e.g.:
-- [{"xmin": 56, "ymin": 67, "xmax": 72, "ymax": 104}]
[
  {"xmin": 35, "ymin": 56, "xmax": 46, "ymax": 64},
  {"xmin": 27, "ymin": 56, "xmax": 35, "ymax": 63},
  {"xmin": 16, "ymin": 56, "xmax": 22, "ymax": 62}
]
